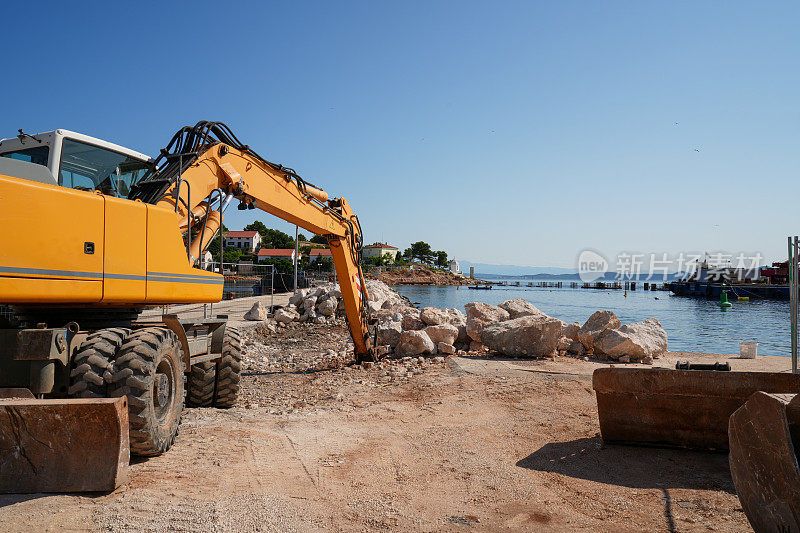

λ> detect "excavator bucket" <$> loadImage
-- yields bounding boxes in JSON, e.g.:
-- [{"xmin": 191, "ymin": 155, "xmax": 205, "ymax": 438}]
[
  {"xmin": 0, "ymin": 395, "xmax": 129, "ymax": 493},
  {"xmin": 593, "ymin": 368, "xmax": 800, "ymax": 450},
  {"xmin": 729, "ymin": 392, "xmax": 800, "ymax": 533}
]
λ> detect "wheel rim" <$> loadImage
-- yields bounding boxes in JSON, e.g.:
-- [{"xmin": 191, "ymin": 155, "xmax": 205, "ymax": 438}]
[{"xmin": 153, "ymin": 354, "xmax": 175, "ymax": 422}]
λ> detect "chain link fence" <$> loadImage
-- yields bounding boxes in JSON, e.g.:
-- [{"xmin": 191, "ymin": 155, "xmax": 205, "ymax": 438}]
[
  {"xmin": 0, "ymin": 305, "xmax": 15, "ymax": 325},
  {"xmin": 188, "ymin": 262, "xmax": 277, "ymax": 318}
]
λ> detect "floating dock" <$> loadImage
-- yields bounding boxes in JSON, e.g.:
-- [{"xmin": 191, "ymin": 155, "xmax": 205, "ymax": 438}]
[{"xmin": 667, "ymin": 281, "xmax": 789, "ymax": 300}]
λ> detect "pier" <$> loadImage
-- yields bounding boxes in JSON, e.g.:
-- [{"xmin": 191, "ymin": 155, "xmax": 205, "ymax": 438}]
[{"xmin": 492, "ymin": 280, "xmax": 670, "ymax": 291}]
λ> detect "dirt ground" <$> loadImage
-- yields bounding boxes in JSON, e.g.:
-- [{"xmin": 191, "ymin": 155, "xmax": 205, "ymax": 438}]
[{"xmin": 0, "ymin": 322, "xmax": 752, "ymax": 532}]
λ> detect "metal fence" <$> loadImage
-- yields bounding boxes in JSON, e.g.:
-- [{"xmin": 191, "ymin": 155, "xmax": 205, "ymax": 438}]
[
  {"xmin": 191, "ymin": 261, "xmax": 331, "ymax": 318},
  {"xmin": 192, "ymin": 262, "xmax": 277, "ymax": 318},
  {"xmin": 0, "ymin": 262, "xmax": 336, "ymax": 324},
  {"xmin": 0, "ymin": 305, "xmax": 15, "ymax": 325}
]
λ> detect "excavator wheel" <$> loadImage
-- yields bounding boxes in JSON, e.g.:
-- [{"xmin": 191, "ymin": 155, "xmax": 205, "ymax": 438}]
[
  {"xmin": 214, "ymin": 325, "xmax": 242, "ymax": 408},
  {"xmin": 111, "ymin": 327, "xmax": 185, "ymax": 456},
  {"xmin": 186, "ymin": 362, "xmax": 216, "ymax": 407},
  {"xmin": 68, "ymin": 328, "xmax": 130, "ymax": 398}
]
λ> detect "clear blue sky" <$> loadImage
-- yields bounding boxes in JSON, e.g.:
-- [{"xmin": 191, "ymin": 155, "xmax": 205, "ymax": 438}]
[{"xmin": 4, "ymin": 1, "xmax": 798, "ymax": 269}]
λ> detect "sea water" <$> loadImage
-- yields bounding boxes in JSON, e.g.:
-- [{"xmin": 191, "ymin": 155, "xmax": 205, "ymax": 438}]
[{"xmin": 394, "ymin": 279, "xmax": 790, "ymax": 357}]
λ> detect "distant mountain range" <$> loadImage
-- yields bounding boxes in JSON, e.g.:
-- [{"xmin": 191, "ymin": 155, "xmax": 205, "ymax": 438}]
[
  {"xmin": 458, "ymin": 261, "xmax": 576, "ymax": 276},
  {"xmin": 458, "ymin": 261, "xmax": 683, "ymax": 281},
  {"xmin": 476, "ymin": 271, "xmax": 683, "ymax": 281}
]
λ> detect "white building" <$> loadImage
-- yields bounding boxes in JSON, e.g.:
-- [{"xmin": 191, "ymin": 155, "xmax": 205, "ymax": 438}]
[
  {"xmin": 362, "ymin": 242, "xmax": 400, "ymax": 262},
  {"xmin": 224, "ymin": 230, "xmax": 261, "ymax": 252},
  {"xmin": 200, "ymin": 251, "xmax": 214, "ymax": 270},
  {"xmin": 449, "ymin": 259, "xmax": 462, "ymax": 276}
]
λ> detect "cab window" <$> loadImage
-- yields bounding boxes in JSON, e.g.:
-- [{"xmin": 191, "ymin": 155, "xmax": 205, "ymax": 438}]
[
  {"xmin": 0, "ymin": 146, "xmax": 49, "ymax": 167},
  {"xmin": 59, "ymin": 139, "xmax": 149, "ymax": 198}
]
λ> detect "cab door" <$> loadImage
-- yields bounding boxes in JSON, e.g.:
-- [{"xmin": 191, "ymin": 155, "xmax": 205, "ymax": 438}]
[{"xmin": 102, "ymin": 196, "xmax": 146, "ymax": 302}]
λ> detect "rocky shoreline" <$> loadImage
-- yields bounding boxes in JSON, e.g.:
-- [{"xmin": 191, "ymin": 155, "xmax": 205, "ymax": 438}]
[
  {"xmin": 245, "ymin": 280, "xmax": 668, "ymax": 364},
  {"xmin": 374, "ymin": 267, "xmax": 481, "ymax": 286}
]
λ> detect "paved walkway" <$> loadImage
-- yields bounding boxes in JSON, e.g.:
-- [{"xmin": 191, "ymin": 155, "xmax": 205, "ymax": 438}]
[
  {"xmin": 453, "ymin": 350, "xmax": 797, "ymax": 380},
  {"xmin": 137, "ymin": 292, "xmax": 292, "ymax": 327}
]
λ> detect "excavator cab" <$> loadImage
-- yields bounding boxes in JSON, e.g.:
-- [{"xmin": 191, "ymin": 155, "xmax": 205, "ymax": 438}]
[{"xmin": 0, "ymin": 129, "xmax": 153, "ymax": 195}]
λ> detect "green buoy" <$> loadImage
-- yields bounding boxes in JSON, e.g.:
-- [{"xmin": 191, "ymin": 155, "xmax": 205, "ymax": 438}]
[{"xmin": 719, "ymin": 290, "xmax": 732, "ymax": 309}]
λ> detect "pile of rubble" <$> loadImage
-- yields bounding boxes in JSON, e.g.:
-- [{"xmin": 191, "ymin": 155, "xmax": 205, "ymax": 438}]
[
  {"xmin": 239, "ymin": 320, "xmax": 450, "ymax": 386},
  {"xmin": 473, "ymin": 300, "xmax": 668, "ymax": 363},
  {"xmin": 373, "ymin": 298, "xmax": 667, "ymax": 363},
  {"xmin": 259, "ymin": 280, "xmax": 410, "ymax": 326},
  {"xmin": 246, "ymin": 281, "xmax": 667, "ymax": 363},
  {"xmin": 373, "ymin": 306, "xmax": 469, "ymax": 356}
]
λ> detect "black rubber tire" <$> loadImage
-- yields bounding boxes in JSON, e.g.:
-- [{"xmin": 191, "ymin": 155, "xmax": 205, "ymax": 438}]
[
  {"xmin": 68, "ymin": 328, "xmax": 129, "ymax": 398},
  {"xmin": 186, "ymin": 361, "xmax": 216, "ymax": 407},
  {"xmin": 214, "ymin": 325, "xmax": 242, "ymax": 408},
  {"xmin": 111, "ymin": 327, "xmax": 185, "ymax": 456}
]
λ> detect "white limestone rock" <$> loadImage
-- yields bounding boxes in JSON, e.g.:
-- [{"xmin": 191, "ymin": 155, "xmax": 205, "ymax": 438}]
[
  {"xmin": 577, "ymin": 310, "xmax": 622, "ymax": 352},
  {"xmin": 243, "ymin": 301, "xmax": 269, "ymax": 321},
  {"xmin": 465, "ymin": 302, "xmax": 510, "ymax": 342},
  {"xmin": 593, "ymin": 318, "xmax": 668, "ymax": 361},
  {"xmin": 424, "ymin": 324, "xmax": 459, "ymax": 346},
  {"xmin": 396, "ymin": 330, "xmax": 436, "ymax": 356},
  {"xmin": 420, "ymin": 307, "xmax": 450, "ymax": 326},
  {"xmin": 377, "ymin": 320, "xmax": 403, "ymax": 349},
  {"xmin": 274, "ymin": 307, "xmax": 299, "ymax": 324},
  {"xmin": 480, "ymin": 315, "xmax": 563, "ymax": 357},
  {"xmin": 499, "ymin": 299, "xmax": 549, "ymax": 320}
]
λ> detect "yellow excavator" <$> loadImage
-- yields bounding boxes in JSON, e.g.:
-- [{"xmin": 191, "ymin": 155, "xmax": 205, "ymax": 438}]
[{"xmin": 0, "ymin": 122, "xmax": 372, "ymax": 492}]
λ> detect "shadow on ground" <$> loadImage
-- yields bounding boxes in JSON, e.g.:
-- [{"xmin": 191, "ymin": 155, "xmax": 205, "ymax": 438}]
[
  {"xmin": 516, "ymin": 435, "xmax": 736, "ymax": 494},
  {"xmin": 0, "ymin": 491, "xmax": 107, "ymax": 509}
]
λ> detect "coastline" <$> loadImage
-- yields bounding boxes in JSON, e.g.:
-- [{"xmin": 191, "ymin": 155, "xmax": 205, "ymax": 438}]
[{"xmin": 373, "ymin": 267, "xmax": 486, "ymax": 286}]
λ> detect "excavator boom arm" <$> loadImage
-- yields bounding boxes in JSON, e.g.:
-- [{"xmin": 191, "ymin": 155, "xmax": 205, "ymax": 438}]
[{"xmin": 151, "ymin": 140, "xmax": 372, "ymax": 359}]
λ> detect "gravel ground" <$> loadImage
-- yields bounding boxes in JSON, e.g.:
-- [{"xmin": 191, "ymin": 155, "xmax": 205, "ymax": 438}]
[{"xmin": 0, "ymin": 321, "xmax": 751, "ymax": 532}]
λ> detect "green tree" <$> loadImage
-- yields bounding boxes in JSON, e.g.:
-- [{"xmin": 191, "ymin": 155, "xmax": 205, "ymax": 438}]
[
  {"xmin": 259, "ymin": 257, "xmax": 294, "ymax": 274},
  {"xmin": 407, "ymin": 241, "xmax": 434, "ymax": 264},
  {"xmin": 315, "ymin": 256, "xmax": 334, "ymax": 272},
  {"xmin": 244, "ymin": 221, "xmax": 295, "ymax": 249},
  {"xmin": 310, "ymin": 235, "xmax": 328, "ymax": 245},
  {"xmin": 435, "ymin": 250, "xmax": 448, "ymax": 268},
  {"xmin": 243, "ymin": 220, "xmax": 268, "ymax": 238},
  {"xmin": 223, "ymin": 248, "xmax": 244, "ymax": 263},
  {"xmin": 298, "ymin": 233, "xmax": 308, "ymax": 242}
]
